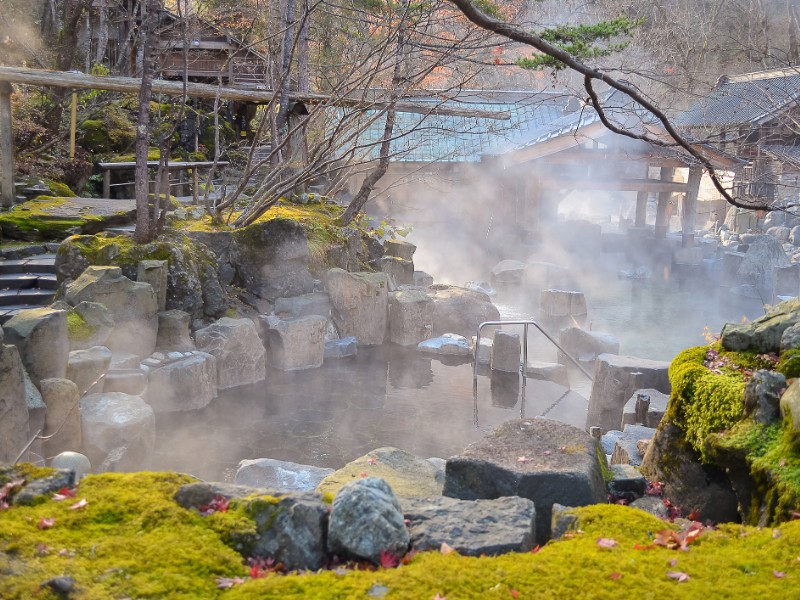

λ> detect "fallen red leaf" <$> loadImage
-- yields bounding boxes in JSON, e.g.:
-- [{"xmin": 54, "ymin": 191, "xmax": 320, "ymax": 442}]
[
  {"xmin": 597, "ymin": 538, "xmax": 618, "ymax": 549},
  {"xmin": 216, "ymin": 576, "xmax": 245, "ymax": 589},
  {"xmin": 0, "ymin": 479, "xmax": 25, "ymax": 510},
  {"xmin": 633, "ymin": 543, "xmax": 654, "ymax": 550},
  {"xmin": 516, "ymin": 456, "xmax": 529, "ymax": 463},
  {"xmin": 37, "ymin": 517, "xmax": 55, "ymax": 530},
  {"xmin": 380, "ymin": 549, "xmax": 400, "ymax": 569},
  {"xmin": 69, "ymin": 498, "xmax": 88, "ymax": 510},
  {"xmin": 433, "ymin": 594, "xmax": 447, "ymax": 600},
  {"xmin": 530, "ymin": 545, "xmax": 541, "ymax": 554},
  {"xmin": 609, "ymin": 572, "xmax": 621, "ymax": 580},
  {"xmin": 509, "ymin": 589, "xmax": 520, "ymax": 598},
  {"xmin": 367, "ymin": 458, "xmax": 377, "ymax": 465},
  {"xmin": 773, "ymin": 570, "xmax": 786, "ymax": 579}
]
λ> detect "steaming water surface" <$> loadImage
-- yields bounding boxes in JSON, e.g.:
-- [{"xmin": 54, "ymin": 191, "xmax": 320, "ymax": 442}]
[{"xmin": 153, "ymin": 255, "xmax": 759, "ymax": 481}]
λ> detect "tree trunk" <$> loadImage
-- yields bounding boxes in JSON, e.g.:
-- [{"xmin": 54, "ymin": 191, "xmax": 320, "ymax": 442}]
[
  {"xmin": 133, "ymin": 0, "xmax": 160, "ymax": 243},
  {"xmin": 275, "ymin": 0, "xmax": 296, "ymax": 141},
  {"xmin": 789, "ymin": 0, "xmax": 800, "ymax": 65},
  {"xmin": 298, "ymin": 0, "xmax": 310, "ymax": 94},
  {"xmin": 340, "ymin": 1, "xmax": 408, "ymax": 226}
]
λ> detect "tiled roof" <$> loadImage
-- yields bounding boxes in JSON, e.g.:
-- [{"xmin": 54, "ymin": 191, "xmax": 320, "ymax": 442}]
[
  {"xmin": 675, "ymin": 67, "xmax": 800, "ymax": 128},
  {"xmin": 352, "ymin": 91, "xmax": 570, "ymax": 163}
]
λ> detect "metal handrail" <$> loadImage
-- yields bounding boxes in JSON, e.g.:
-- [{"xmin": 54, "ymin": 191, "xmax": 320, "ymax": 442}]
[{"xmin": 472, "ymin": 319, "xmax": 593, "ymax": 423}]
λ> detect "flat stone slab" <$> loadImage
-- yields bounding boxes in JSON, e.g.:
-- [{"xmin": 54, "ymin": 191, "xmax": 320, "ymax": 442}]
[
  {"xmin": 316, "ymin": 447, "xmax": 442, "ymax": 498},
  {"xmin": 621, "ymin": 388, "xmax": 669, "ymax": 428},
  {"xmin": 443, "ymin": 418, "xmax": 607, "ymax": 544},
  {"xmin": 417, "ymin": 333, "xmax": 470, "ymax": 356},
  {"xmin": 402, "ymin": 495, "xmax": 535, "ymax": 556},
  {"xmin": 235, "ymin": 458, "xmax": 334, "ymax": 493},
  {"xmin": 610, "ymin": 424, "xmax": 657, "ymax": 467}
]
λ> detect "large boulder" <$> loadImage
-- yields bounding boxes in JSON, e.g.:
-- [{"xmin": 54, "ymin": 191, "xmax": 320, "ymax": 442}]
[
  {"xmin": 721, "ymin": 297, "xmax": 800, "ymax": 353},
  {"xmin": 384, "ymin": 239, "xmax": 416, "ymax": 260},
  {"xmin": 380, "ymin": 256, "xmax": 414, "ymax": 287},
  {"xmin": 325, "ymin": 269, "xmax": 388, "ymax": 346},
  {"xmin": 40, "ymin": 378, "xmax": 82, "ymax": 458},
  {"xmin": 417, "ymin": 333, "xmax": 470, "ymax": 357},
  {"xmin": 259, "ymin": 314, "xmax": 327, "ymax": 371},
  {"xmin": 490, "ymin": 259, "xmax": 527, "ymax": 284},
  {"xmin": 327, "ymin": 477, "xmax": 409, "ymax": 564},
  {"xmin": 0, "ymin": 344, "xmax": 29, "ymax": 464},
  {"xmin": 235, "ymin": 458, "xmax": 334, "ymax": 492},
  {"xmin": 640, "ymin": 419, "xmax": 739, "ymax": 523},
  {"xmin": 491, "ymin": 331, "xmax": 521, "ymax": 373},
  {"xmin": 586, "ymin": 354, "xmax": 670, "ymax": 434},
  {"xmin": 64, "ymin": 266, "xmax": 158, "ymax": 358},
  {"xmin": 247, "ymin": 493, "xmax": 330, "ymax": 571},
  {"xmin": 65, "ymin": 301, "xmax": 114, "ymax": 351},
  {"xmin": 66, "ymin": 346, "xmax": 112, "ymax": 396},
  {"xmin": 274, "ymin": 293, "xmax": 331, "ymax": 319},
  {"xmin": 145, "ymin": 351, "xmax": 218, "ymax": 412},
  {"xmin": 387, "ymin": 289, "xmax": 433, "ymax": 346},
  {"xmin": 732, "ymin": 234, "xmax": 790, "ymax": 298},
  {"xmin": 316, "ymin": 447, "xmax": 442, "ymax": 498},
  {"xmin": 3, "ymin": 307, "xmax": 68, "ymax": 387},
  {"xmin": 427, "ymin": 284, "xmax": 500, "ymax": 337},
  {"xmin": 402, "ymin": 495, "xmax": 535, "ymax": 556},
  {"xmin": 558, "ymin": 327, "xmax": 619, "ymax": 364},
  {"xmin": 230, "ymin": 219, "xmax": 315, "ymax": 301},
  {"xmin": 540, "ymin": 289, "xmax": 587, "ymax": 318},
  {"xmin": 155, "ymin": 310, "xmax": 196, "ymax": 352},
  {"xmin": 79, "ymin": 392, "xmax": 155, "ymax": 471},
  {"xmin": 57, "ymin": 233, "xmax": 227, "ymax": 320},
  {"xmin": 194, "ymin": 318, "xmax": 266, "ymax": 389},
  {"xmin": 443, "ymin": 418, "xmax": 607, "ymax": 544},
  {"xmin": 137, "ymin": 260, "xmax": 168, "ymax": 312}
]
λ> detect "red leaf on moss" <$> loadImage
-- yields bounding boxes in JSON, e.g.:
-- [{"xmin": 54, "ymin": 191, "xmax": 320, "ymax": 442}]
[
  {"xmin": 380, "ymin": 549, "xmax": 400, "ymax": 569},
  {"xmin": 609, "ymin": 572, "xmax": 621, "ymax": 580},
  {"xmin": 368, "ymin": 458, "xmax": 378, "ymax": 465},
  {"xmin": 597, "ymin": 538, "xmax": 618, "ymax": 549},
  {"xmin": 633, "ymin": 543, "xmax": 654, "ymax": 550},
  {"xmin": 216, "ymin": 576, "xmax": 245, "ymax": 589},
  {"xmin": 433, "ymin": 594, "xmax": 447, "ymax": 600},
  {"xmin": 509, "ymin": 588, "xmax": 520, "ymax": 598},
  {"xmin": 0, "ymin": 479, "xmax": 25, "ymax": 510},
  {"xmin": 773, "ymin": 570, "xmax": 786, "ymax": 578},
  {"xmin": 37, "ymin": 517, "xmax": 55, "ymax": 530},
  {"xmin": 530, "ymin": 545, "xmax": 541, "ymax": 554}
]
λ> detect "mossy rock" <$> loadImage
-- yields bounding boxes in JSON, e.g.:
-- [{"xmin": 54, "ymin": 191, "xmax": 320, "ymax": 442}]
[
  {"xmin": 0, "ymin": 197, "xmax": 119, "ymax": 242},
  {"xmin": 56, "ymin": 232, "xmax": 227, "ymax": 319},
  {"xmin": 2, "ymin": 469, "xmax": 800, "ymax": 598}
]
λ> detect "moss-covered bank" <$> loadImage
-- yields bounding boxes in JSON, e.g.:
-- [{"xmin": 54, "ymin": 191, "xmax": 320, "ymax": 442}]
[
  {"xmin": 1, "ymin": 471, "xmax": 799, "ymax": 599},
  {"xmin": 661, "ymin": 342, "xmax": 800, "ymax": 524}
]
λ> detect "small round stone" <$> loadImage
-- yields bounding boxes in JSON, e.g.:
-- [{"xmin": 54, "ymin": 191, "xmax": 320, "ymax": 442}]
[{"xmin": 51, "ymin": 452, "xmax": 92, "ymax": 480}]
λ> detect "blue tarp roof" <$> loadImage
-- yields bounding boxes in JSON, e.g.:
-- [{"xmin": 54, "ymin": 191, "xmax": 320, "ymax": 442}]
[{"xmin": 351, "ymin": 91, "xmax": 570, "ymax": 163}]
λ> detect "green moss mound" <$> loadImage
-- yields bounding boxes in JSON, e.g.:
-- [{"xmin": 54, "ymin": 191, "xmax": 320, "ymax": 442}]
[
  {"xmin": 667, "ymin": 345, "xmax": 747, "ymax": 460},
  {"xmin": 2, "ymin": 472, "xmax": 799, "ymax": 599},
  {"xmin": 66, "ymin": 311, "xmax": 96, "ymax": 342},
  {"xmin": 0, "ymin": 197, "xmax": 101, "ymax": 241},
  {"xmin": 777, "ymin": 349, "xmax": 800, "ymax": 378}
]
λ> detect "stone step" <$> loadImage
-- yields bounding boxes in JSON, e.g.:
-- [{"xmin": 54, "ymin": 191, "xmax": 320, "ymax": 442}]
[
  {"xmin": 0, "ymin": 255, "xmax": 57, "ymax": 275},
  {"xmin": 0, "ymin": 288, "xmax": 55, "ymax": 307},
  {"xmin": 0, "ymin": 273, "xmax": 58, "ymax": 291}
]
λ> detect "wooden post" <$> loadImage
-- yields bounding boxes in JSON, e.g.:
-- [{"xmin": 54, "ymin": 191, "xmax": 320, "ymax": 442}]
[
  {"xmin": 0, "ymin": 81, "xmax": 14, "ymax": 208},
  {"xmin": 682, "ymin": 166, "xmax": 702, "ymax": 247},
  {"xmin": 69, "ymin": 91, "xmax": 77, "ymax": 159},
  {"xmin": 103, "ymin": 169, "xmax": 111, "ymax": 199},
  {"xmin": 634, "ymin": 190, "xmax": 648, "ymax": 228},
  {"xmin": 192, "ymin": 168, "xmax": 199, "ymax": 204},
  {"xmin": 654, "ymin": 167, "xmax": 675, "ymax": 238}
]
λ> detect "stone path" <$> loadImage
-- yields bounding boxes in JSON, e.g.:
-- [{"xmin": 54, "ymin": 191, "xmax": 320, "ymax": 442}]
[{"xmin": 0, "ymin": 246, "xmax": 58, "ymax": 323}]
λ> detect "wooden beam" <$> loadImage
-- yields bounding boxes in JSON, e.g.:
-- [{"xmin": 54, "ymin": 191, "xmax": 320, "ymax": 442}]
[
  {"xmin": 539, "ymin": 176, "xmax": 687, "ymax": 193},
  {"xmin": 540, "ymin": 147, "xmax": 690, "ymax": 168},
  {"xmin": 0, "ymin": 66, "xmax": 511, "ymax": 120},
  {"xmin": 0, "ymin": 81, "xmax": 14, "ymax": 208}
]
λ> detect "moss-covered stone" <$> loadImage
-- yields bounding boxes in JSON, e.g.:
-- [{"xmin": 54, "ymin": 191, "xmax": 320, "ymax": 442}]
[
  {"xmin": 66, "ymin": 311, "xmax": 95, "ymax": 342},
  {"xmin": 2, "ymin": 470, "xmax": 800, "ymax": 599}
]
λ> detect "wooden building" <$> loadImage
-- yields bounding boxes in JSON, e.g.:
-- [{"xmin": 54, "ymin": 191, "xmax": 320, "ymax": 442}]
[{"xmin": 675, "ymin": 67, "xmax": 800, "ymax": 208}]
